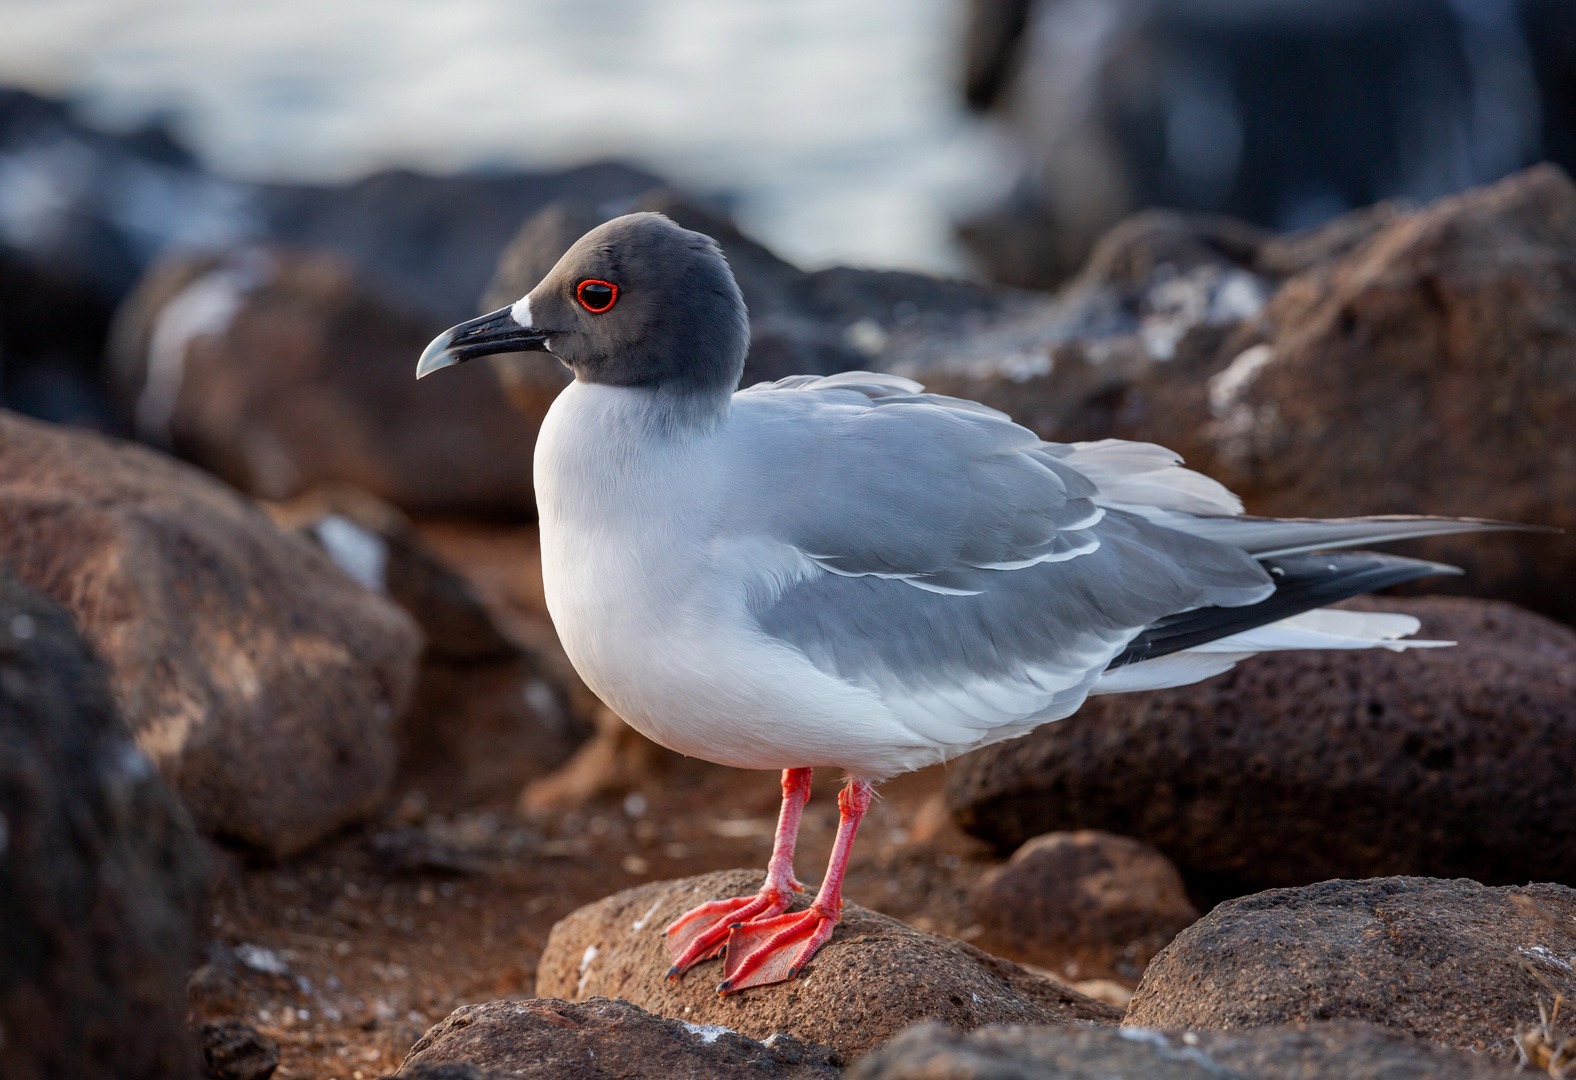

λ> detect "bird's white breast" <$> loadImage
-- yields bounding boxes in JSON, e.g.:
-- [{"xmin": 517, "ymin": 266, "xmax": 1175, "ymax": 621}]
[{"xmin": 532, "ymin": 382, "xmax": 935, "ymax": 777}]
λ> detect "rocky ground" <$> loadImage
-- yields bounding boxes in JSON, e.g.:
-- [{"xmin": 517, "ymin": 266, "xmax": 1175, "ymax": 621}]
[
  {"xmin": 179, "ymin": 532, "xmax": 1009, "ymax": 1077},
  {"xmin": 3, "ymin": 130, "xmax": 1575, "ymax": 1077}
]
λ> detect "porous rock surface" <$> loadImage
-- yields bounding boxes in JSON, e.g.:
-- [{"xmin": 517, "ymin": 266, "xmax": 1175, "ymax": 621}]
[
  {"xmin": 969, "ymin": 830, "xmax": 1199, "ymax": 982},
  {"xmin": 535, "ymin": 869, "xmax": 1121, "ymax": 1058},
  {"xmin": 106, "ymin": 247, "xmax": 542, "ymax": 516},
  {"xmin": 396, "ymin": 996, "xmax": 841, "ymax": 1079},
  {"xmin": 947, "ymin": 597, "xmax": 1576, "ymax": 899},
  {"xmin": 848, "ymin": 1019, "xmax": 1517, "ymax": 1079},
  {"xmin": 1124, "ymin": 876, "xmax": 1576, "ymax": 1056},
  {"xmin": 0, "ymin": 411, "xmax": 422, "ymax": 856},
  {"xmin": 0, "ymin": 568, "xmax": 209, "ymax": 1080}
]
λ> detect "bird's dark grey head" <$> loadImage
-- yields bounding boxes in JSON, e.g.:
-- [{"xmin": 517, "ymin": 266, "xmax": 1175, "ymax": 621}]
[{"xmin": 417, "ymin": 213, "xmax": 749, "ymax": 400}]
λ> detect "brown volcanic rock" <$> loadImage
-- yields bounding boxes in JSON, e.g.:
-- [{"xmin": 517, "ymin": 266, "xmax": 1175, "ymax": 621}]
[
  {"xmin": 1124, "ymin": 877, "xmax": 1576, "ymax": 1057},
  {"xmin": 849, "ymin": 1019, "xmax": 1517, "ymax": 1080},
  {"xmin": 0, "ymin": 411, "xmax": 422, "ymax": 856},
  {"xmin": 272, "ymin": 489, "xmax": 590, "ymax": 807},
  {"xmin": 535, "ymin": 870, "xmax": 1121, "ymax": 1058},
  {"xmin": 969, "ymin": 831, "xmax": 1199, "ymax": 982},
  {"xmin": 396, "ymin": 997, "xmax": 841, "ymax": 1079},
  {"xmin": 946, "ymin": 597, "xmax": 1576, "ymax": 899},
  {"xmin": 0, "ymin": 569, "xmax": 209, "ymax": 1080},
  {"xmin": 106, "ymin": 247, "xmax": 540, "ymax": 516}
]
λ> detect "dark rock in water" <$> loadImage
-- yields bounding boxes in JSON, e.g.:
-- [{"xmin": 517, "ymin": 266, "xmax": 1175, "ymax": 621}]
[
  {"xmin": 969, "ymin": 830, "xmax": 1199, "ymax": 983},
  {"xmin": 848, "ymin": 1019, "xmax": 1517, "ymax": 1079},
  {"xmin": 105, "ymin": 247, "xmax": 542, "ymax": 515},
  {"xmin": 397, "ymin": 997, "xmax": 841, "ymax": 1079},
  {"xmin": 1124, "ymin": 877, "xmax": 1576, "ymax": 1058},
  {"xmin": 0, "ymin": 567, "xmax": 209, "ymax": 1080},
  {"xmin": 954, "ymin": 0, "xmax": 1571, "ymax": 289},
  {"xmin": 0, "ymin": 246, "xmax": 120, "ymax": 429},
  {"xmin": 946, "ymin": 597, "xmax": 1576, "ymax": 900},
  {"xmin": 0, "ymin": 88, "xmax": 241, "ymax": 430},
  {"xmin": 0, "ymin": 85, "xmax": 659, "ymax": 316},
  {"xmin": 0, "ymin": 87, "xmax": 242, "ymax": 301},
  {"xmin": 271, "ymin": 487, "xmax": 591, "ymax": 806},
  {"xmin": 0, "ymin": 410, "xmax": 422, "ymax": 856},
  {"xmin": 481, "ymin": 190, "xmax": 1008, "ymax": 402},
  {"xmin": 196, "ymin": 1018, "xmax": 279, "ymax": 1080},
  {"xmin": 534, "ymin": 869, "xmax": 1121, "ymax": 1059}
]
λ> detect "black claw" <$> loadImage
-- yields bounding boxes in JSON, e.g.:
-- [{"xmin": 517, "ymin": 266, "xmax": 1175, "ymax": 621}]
[
  {"xmin": 787, "ymin": 966, "xmax": 799, "ymax": 981},
  {"xmin": 727, "ymin": 921, "xmax": 743, "ymax": 929},
  {"xmin": 666, "ymin": 965, "xmax": 681, "ymax": 979},
  {"xmin": 716, "ymin": 979, "xmax": 733, "ymax": 994}
]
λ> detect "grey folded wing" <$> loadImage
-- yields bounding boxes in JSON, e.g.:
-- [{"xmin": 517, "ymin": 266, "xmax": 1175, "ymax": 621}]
[{"xmin": 726, "ymin": 373, "xmax": 1273, "ymax": 744}]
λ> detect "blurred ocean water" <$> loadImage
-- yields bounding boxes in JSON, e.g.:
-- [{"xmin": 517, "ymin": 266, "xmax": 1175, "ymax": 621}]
[{"xmin": 0, "ymin": 0, "xmax": 1009, "ymax": 273}]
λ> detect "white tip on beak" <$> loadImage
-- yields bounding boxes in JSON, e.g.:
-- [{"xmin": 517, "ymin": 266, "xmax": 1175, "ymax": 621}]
[{"xmin": 416, "ymin": 330, "xmax": 460, "ymax": 379}]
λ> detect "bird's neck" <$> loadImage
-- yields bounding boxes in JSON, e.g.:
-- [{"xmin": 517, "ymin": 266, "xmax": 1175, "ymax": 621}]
[{"xmin": 573, "ymin": 374, "xmax": 733, "ymax": 438}]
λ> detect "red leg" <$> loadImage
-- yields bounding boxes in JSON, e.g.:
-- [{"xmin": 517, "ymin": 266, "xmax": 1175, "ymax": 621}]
[
  {"xmin": 717, "ymin": 776, "xmax": 872, "ymax": 994},
  {"xmin": 665, "ymin": 767, "xmax": 813, "ymax": 978}
]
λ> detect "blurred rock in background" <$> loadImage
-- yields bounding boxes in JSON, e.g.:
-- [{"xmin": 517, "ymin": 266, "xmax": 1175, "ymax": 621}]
[
  {"xmin": 0, "ymin": 411, "xmax": 421, "ymax": 857},
  {"xmin": 106, "ymin": 247, "xmax": 542, "ymax": 516},
  {"xmin": 0, "ymin": 86, "xmax": 660, "ymax": 434},
  {"xmin": 265, "ymin": 485, "xmax": 592, "ymax": 809},
  {"xmin": 967, "ymin": 830, "xmax": 1199, "ymax": 985},
  {"xmin": 958, "ymin": 0, "xmax": 1576, "ymax": 289},
  {"xmin": 0, "ymin": 567, "xmax": 209, "ymax": 1080}
]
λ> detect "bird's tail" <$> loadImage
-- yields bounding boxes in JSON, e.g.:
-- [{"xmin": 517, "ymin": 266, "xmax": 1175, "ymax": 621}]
[{"xmin": 1092, "ymin": 514, "xmax": 1557, "ymax": 696}]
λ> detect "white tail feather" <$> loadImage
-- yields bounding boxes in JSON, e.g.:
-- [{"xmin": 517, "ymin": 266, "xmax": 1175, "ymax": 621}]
[{"xmin": 1093, "ymin": 607, "xmax": 1452, "ymax": 695}]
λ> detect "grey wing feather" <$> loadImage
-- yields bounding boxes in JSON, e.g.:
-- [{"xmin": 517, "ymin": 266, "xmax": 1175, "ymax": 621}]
[
  {"xmin": 733, "ymin": 381, "xmax": 1117, "ymax": 592},
  {"xmin": 727, "ymin": 374, "xmax": 1273, "ymax": 741}
]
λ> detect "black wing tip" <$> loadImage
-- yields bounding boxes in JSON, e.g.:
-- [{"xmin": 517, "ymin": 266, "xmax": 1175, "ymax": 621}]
[{"xmin": 1110, "ymin": 550, "xmax": 1461, "ymax": 670}]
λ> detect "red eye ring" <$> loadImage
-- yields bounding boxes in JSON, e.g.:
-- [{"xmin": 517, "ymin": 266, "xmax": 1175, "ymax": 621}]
[{"xmin": 576, "ymin": 279, "xmax": 618, "ymax": 313}]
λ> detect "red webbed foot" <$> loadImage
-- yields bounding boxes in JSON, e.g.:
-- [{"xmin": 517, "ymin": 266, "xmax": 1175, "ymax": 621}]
[
  {"xmin": 666, "ymin": 767, "xmax": 815, "ymax": 981},
  {"xmin": 711, "ymin": 776, "xmax": 872, "ymax": 994},
  {"xmin": 715, "ymin": 903, "xmax": 838, "ymax": 993},
  {"xmin": 664, "ymin": 886, "xmax": 796, "ymax": 978}
]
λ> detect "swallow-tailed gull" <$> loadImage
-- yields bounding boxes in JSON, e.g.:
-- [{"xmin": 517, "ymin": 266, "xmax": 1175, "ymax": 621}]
[{"xmin": 417, "ymin": 212, "xmax": 1522, "ymax": 994}]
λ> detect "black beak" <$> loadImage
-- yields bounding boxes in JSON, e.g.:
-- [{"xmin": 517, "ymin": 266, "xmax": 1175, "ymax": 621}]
[{"xmin": 416, "ymin": 306, "xmax": 552, "ymax": 379}]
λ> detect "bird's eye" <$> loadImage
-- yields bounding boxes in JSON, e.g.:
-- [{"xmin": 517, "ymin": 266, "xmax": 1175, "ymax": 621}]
[{"xmin": 576, "ymin": 279, "xmax": 618, "ymax": 313}]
